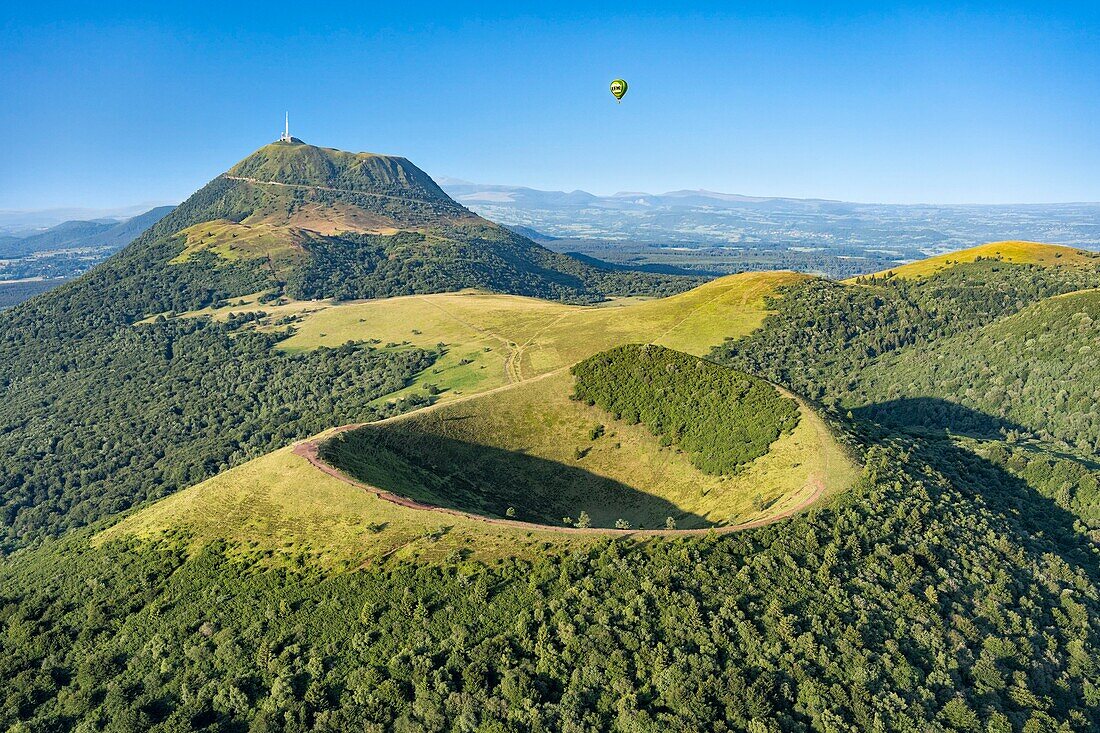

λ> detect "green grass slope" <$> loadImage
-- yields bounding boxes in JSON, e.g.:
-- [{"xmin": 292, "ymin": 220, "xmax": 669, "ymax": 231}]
[
  {"xmin": 228, "ymin": 141, "xmax": 462, "ymax": 206},
  {"xmin": 96, "ymin": 442, "xmax": 557, "ymax": 568},
  {"xmin": 166, "ymin": 269, "xmax": 807, "ymax": 404}
]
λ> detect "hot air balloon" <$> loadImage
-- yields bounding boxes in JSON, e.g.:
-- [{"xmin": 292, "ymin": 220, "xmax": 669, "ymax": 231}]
[{"xmin": 610, "ymin": 79, "xmax": 628, "ymax": 102}]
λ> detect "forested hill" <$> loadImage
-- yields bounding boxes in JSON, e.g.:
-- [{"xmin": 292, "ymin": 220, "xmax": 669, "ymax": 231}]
[{"xmin": 5, "ymin": 140, "xmax": 692, "ymax": 324}]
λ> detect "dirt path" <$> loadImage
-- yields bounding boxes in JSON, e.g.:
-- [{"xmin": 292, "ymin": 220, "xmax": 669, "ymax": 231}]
[
  {"xmin": 412, "ymin": 295, "xmax": 523, "ymax": 386},
  {"xmin": 338, "ymin": 367, "xmax": 569, "ymax": 437},
  {"xmin": 505, "ymin": 310, "xmax": 577, "ymax": 383}
]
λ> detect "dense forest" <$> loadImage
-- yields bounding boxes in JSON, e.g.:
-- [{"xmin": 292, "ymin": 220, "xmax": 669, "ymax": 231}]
[
  {"xmin": 0, "ymin": 257, "xmax": 1096, "ymax": 729},
  {"xmin": 0, "ymin": 437, "xmax": 1096, "ymax": 731},
  {"xmin": 710, "ymin": 258, "xmax": 1100, "ymax": 544},
  {"xmin": 969, "ymin": 439, "xmax": 1100, "ymax": 540},
  {"xmin": 571, "ymin": 345, "xmax": 799, "ymax": 474}
]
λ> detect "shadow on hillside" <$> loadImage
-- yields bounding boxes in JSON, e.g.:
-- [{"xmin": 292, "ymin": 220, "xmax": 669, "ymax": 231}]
[
  {"xmin": 852, "ymin": 397, "xmax": 1027, "ymax": 440},
  {"xmin": 914, "ymin": 436, "xmax": 1098, "ymax": 585},
  {"xmin": 856, "ymin": 398, "xmax": 1098, "ymax": 585},
  {"xmin": 321, "ymin": 424, "xmax": 715, "ymax": 530}
]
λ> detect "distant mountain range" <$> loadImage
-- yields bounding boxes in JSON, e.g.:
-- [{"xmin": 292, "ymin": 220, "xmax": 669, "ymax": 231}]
[
  {"xmin": 438, "ymin": 178, "xmax": 845, "ymax": 210},
  {"xmin": 0, "ymin": 203, "xmax": 175, "ymax": 235},
  {"xmin": 0, "ymin": 206, "xmax": 174, "ymax": 259},
  {"xmin": 438, "ymin": 179, "xmax": 1100, "ymax": 278}
]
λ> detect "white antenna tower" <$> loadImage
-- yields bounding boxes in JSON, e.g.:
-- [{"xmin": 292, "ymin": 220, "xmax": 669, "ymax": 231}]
[{"xmin": 280, "ymin": 112, "xmax": 292, "ymax": 142}]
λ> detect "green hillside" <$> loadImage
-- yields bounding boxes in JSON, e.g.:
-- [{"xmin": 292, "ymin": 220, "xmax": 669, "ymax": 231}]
[
  {"xmin": 711, "ymin": 244, "xmax": 1100, "ymax": 542},
  {"xmin": 0, "ymin": 220, "xmax": 113, "ymax": 258},
  {"xmin": 191, "ymin": 140, "xmax": 697, "ymax": 303},
  {"xmin": 713, "ymin": 256, "xmax": 1100, "ymax": 412},
  {"xmin": 227, "ymin": 141, "xmax": 460, "ymax": 206},
  {"xmin": 155, "ymin": 270, "xmax": 803, "ymax": 405},
  {"xmin": 852, "ymin": 289, "xmax": 1100, "ymax": 453}
]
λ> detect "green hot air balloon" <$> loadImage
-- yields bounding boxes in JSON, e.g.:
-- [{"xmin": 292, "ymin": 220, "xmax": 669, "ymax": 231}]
[{"xmin": 610, "ymin": 79, "xmax": 628, "ymax": 102}]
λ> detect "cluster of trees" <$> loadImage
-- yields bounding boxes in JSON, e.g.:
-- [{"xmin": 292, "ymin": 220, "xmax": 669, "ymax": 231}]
[
  {"xmin": 0, "ymin": 314, "xmax": 437, "ymax": 551},
  {"xmin": 571, "ymin": 345, "xmax": 799, "ymax": 474},
  {"xmin": 0, "ymin": 439, "xmax": 1096, "ymax": 731}
]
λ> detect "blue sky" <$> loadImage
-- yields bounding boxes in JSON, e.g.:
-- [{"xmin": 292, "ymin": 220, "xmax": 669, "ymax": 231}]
[{"xmin": 1, "ymin": 2, "xmax": 1098, "ymax": 208}]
